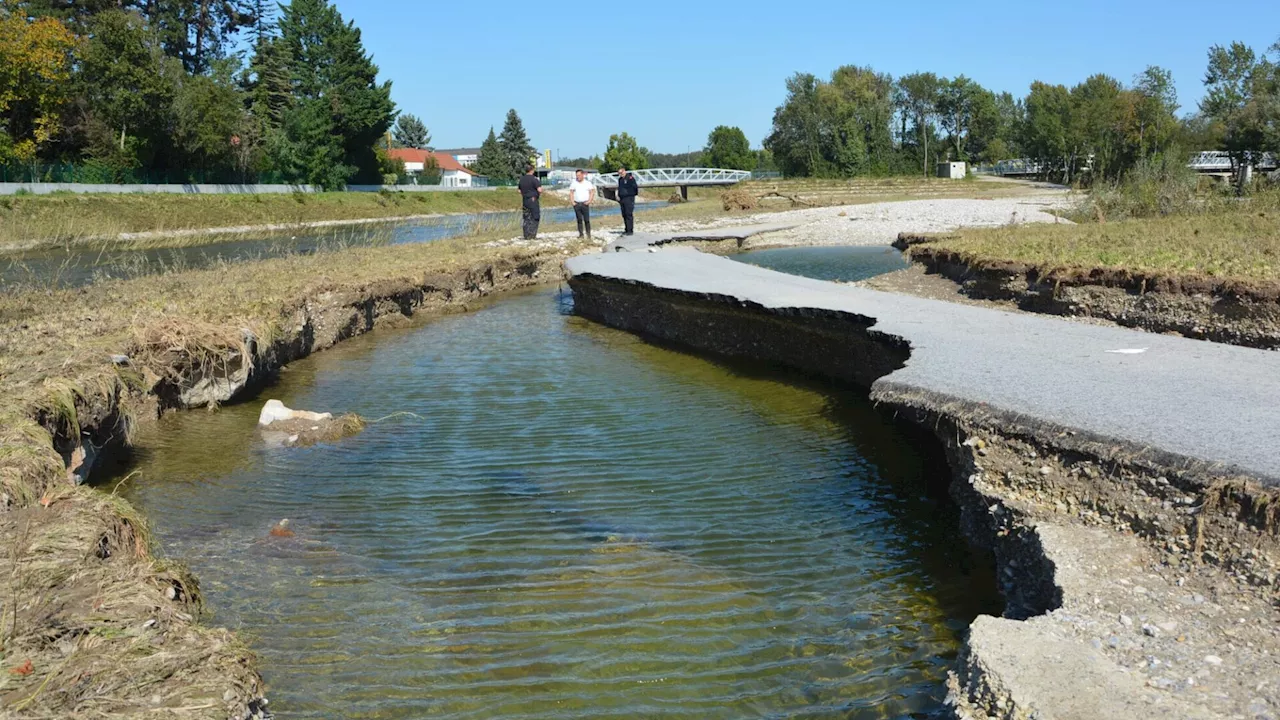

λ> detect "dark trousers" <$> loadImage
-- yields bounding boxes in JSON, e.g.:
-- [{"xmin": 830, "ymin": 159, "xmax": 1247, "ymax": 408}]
[
  {"xmin": 521, "ymin": 197, "xmax": 540, "ymax": 239},
  {"xmin": 620, "ymin": 197, "xmax": 635, "ymax": 234},
  {"xmin": 573, "ymin": 202, "xmax": 591, "ymax": 237}
]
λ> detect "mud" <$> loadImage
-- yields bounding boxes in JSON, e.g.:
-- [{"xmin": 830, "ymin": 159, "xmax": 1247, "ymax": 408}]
[
  {"xmin": 903, "ymin": 240, "xmax": 1280, "ymax": 350},
  {"xmin": 568, "ymin": 271, "xmax": 1280, "ymax": 720},
  {"xmin": 3, "ymin": 248, "xmax": 569, "ymax": 718}
]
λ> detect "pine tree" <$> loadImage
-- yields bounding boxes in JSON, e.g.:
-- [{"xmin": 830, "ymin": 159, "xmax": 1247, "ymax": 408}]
[
  {"xmin": 393, "ymin": 113, "xmax": 431, "ymax": 149},
  {"xmin": 497, "ymin": 108, "xmax": 534, "ymax": 179},
  {"xmin": 275, "ymin": 0, "xmax": 395, "ymax": 187},
  {"xmin": 473, "ymin": 127, "xmax": 508, "ymax": 180}
]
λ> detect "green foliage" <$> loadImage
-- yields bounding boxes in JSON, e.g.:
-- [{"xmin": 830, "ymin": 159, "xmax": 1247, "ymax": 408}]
[
  {"xmin": 1200, "ymin": 40, "xmax": 1280, "ymax": 186},
  {"xmin": 700, "ymin": 125, "xmax": 755, "ymax": 170},
  {"xmin": 393, "ymin": 113, "xmax": 431, "ymax": 149},
  {"xmin": 172, "ymin": 60, "xmax": 247, "ymax": 177},
  {"xmin": 766, "ymin": 66, "xmax": 898, "ymax": 178},
  {"xmin": 275, "ymin": 0, "xmax": 396, "ymax": 188},
  {"xmin": 497, "ymin": 108, "xmax": 534, "ymax": 179},
  {"xmin": 473, "ymin": 126, "xmax": 508, "ymax": 180},
  {"xmin": 600, "ymin": 132, "xmax": 648, "ymax": 173}
]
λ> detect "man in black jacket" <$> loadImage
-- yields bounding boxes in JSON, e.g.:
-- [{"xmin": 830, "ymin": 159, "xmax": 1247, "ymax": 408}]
[
  {"xmin": 616, "ymin": 166, "xmax": 639, "ymax": 235},
  {"xmin": 517, "ymin": 164, "xmax": 541, "ymax": 239}
]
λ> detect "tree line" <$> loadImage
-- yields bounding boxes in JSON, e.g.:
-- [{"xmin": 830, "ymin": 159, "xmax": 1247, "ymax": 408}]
[
  {"xmin": 763, "ymin": 36, "xmax": 1279, "ymax": 183},
  {"xmin": 0, "ymin": 0, "xmax": 397, "ymax": 188}
]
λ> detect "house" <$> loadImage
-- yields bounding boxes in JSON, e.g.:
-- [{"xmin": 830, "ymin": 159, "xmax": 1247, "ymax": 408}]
[
  {"xmin": 387, "ymin": 149, "xmax": 481, "ymax": 187},
  {"xmin": 435, "ymin": 147, "xmax": 481, "ymax": 168}
]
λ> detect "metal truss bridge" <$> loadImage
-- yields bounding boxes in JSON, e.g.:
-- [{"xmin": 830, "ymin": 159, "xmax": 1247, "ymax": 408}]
[
  {"xmin": 591, "ymin": 167, "xmax": 752, "ymax": 199},
  {"xmin": 979, "ymin": 152, "xmax": 1277, "ymax": 178}
]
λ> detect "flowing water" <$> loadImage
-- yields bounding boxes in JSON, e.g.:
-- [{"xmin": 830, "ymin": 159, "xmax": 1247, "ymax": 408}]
[
  {"xmin": 111, "ymin": 276, "xmax": 997, "ymax": 718},
  {"xmin": 0, "ymin": 203, "xmax": 662, "ymax": 290},
  {"xmin": 732, "ymin": 245, "xmax": 909, "ymax": 283}
]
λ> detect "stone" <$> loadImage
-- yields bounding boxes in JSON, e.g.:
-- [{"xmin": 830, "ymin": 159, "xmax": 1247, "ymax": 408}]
[
  {"xmin": 1204, "ymin": 655, "xmax": 1223, "ymax": 666},
  {"xmin": 1142, "ymin": 624, "xmax": 1160, "ymax": 637},
  {"xmin": 1120, "ymin": 614, "xmax": 1134, "ymax": 627},
  {"xmin": 258, "ymin": 399, "xmax": 332, "ymax": 426}
]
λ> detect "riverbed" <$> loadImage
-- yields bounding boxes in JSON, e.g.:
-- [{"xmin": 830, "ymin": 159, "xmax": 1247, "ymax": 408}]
[{"xmin": 108, "ymin": 274, "xmax": 998, "ymax": 718}]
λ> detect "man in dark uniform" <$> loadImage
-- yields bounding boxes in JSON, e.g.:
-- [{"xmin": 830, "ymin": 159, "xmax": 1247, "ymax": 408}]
[
  {"xmin": 616, "ymin": 165, "xmax": 639, "ymax": 235},
  {"xmin": 517, "ymin": 164, "xmax": 541, "ymax": 239}
]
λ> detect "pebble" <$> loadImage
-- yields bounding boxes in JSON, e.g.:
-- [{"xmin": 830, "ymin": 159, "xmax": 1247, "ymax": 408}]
[
  {"xmin": 1120, "ymin": 614, "xmax": 1134, "ymax": 627},
  {"xmin": 1205, "ymin": 655, "xmax": 1224, "ymax": 666},
  {"xmin": 1143, "ymin": 624, "xmax": 1160, "ymax": 637},
  {"xmin": 1039, "ymin": 466, "xmax": 1052, "ymax": 476}
]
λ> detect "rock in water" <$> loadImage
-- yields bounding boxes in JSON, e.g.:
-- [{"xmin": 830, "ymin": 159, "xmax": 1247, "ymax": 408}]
[
  {"xmin": 258, "ymin": 400, "xmax": 364, "ymax": 448},
  {"xmin": 269, "ymin": 519, "xmax": 295, "ymax": 538},
  {"xmin": 258, "ymin": 399, "xmax": 333, "ymax": 426}
]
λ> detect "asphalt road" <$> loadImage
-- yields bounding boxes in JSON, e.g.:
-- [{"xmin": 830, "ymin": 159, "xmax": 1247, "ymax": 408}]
[{"xmin": 568, "ymin": 248, "xmax": 1280, "ymax": 483}]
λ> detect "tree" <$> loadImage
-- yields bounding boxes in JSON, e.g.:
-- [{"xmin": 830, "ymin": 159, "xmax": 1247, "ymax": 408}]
[
  {"xmin": 1070, "ymin": 74, "xmax": 1127, "ymax": 180},
  {"xmin": 473, "ymin": 126, "xmax": 508, "ymax": 180},
  {"xmin": 393, "ymin": 113, "xmax": 431, "ymax": 149},
  {"xmin": 1201, "ymin": 41, "xmax": 1279, "ymax": 184},
  {"xmin": 896, "ymin": 72, "xmax": 941, "ymax": 175},
  {"xmin": 172, "ymin": 59, "xmax": 248, "ymax": 179},
  {"xmin": 0, "ymin": 7, "xmax": 77, "ymax": 164},
  {"xmin": 1132, "ymin": 66, "xmax": 1179, "ymax": 156},
  {"xmin": 1021, "ymin": 81, "xmax": 1075, "ymax": 181},
  {"xmin": 497, "ymin": 108, "xmax": 534, "ymax": 179},
  {"xmin": 600, "ymin": 132, "xmax": 648, "ymax": 173},
  {"xmin": 700, "ymin": 125, "xmax": 754, "ymax": 170},
  {"xmin": 275, "ymin": 0, "xmax": 395, "ymax": 188},
  {"xmin": 74, "ymin": 9, "xmax": 179, "ymax": 173},
  {"xmin": 765, "ymin": 72, "xmax": 823, "ymax": 176}
]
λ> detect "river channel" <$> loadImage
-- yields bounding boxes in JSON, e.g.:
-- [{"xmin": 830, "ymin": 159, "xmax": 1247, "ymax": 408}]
[
  {"xmin": 0, "ymin": 203, "xmax": 663, "ymax": 290},
  {"xmin": 109, "ymin": 252, "xmax": 996, "ymax": 719}
]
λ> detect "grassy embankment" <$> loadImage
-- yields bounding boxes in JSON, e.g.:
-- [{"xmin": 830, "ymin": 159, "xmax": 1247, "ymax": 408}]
[
  {"xmin": 909, "ymin": 185, "xmax": 1280, "ymax": 295},
  {"xmin": 0, "ymin": 188, "xmax": 570, "ymax": 252},
  {"xmin": 0, "ymin": 228, "xmax": 590, "ymax": 718}
]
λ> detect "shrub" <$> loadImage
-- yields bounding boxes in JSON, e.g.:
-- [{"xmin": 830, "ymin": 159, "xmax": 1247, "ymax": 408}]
[{"xmin": 721, "ymin": 188, "xmax": 757, "ymax": 211}]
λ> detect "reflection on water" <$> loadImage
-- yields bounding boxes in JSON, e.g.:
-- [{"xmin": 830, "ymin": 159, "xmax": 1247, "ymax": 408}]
[
  {"xmin": 112, "ymin": 288, "xmax": 997, "ymax": 719},
  {"xmin": 732, "ymin": 245, "xmax": 909, "ymax": 283},
  {"xmin": 0, "ymin": 203, "xmax": 662, "ymax": 290}
]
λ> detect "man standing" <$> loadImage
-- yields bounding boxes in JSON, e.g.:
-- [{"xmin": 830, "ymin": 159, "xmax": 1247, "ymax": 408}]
[
  {"xmin": 517, "ymin": 164, "xmax": 541, "ymax": 239},
  {"xmin": 616, "ymin": 165, "xmax": 639, "ymax": 235},
  {"xmin": 568, "ymin": 169, "xmax": 596, "ymax": 239}
]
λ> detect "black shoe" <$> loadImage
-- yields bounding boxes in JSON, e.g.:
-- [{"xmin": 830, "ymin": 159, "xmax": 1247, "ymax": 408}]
[{"xmin": 578, "ymin": 234, "xmax": 584, "ymax": 239}]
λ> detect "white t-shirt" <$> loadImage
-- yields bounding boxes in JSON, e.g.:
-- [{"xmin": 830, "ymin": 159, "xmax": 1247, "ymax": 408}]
[{"xmin": 568, "ymin": 179, "xmax": 594, "ymax": 203}]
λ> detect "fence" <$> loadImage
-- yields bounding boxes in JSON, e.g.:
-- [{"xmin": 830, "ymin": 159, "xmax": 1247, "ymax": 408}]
[{"xmin": 0, "ymin": 163, "xmax": 294, "ymax": 185}]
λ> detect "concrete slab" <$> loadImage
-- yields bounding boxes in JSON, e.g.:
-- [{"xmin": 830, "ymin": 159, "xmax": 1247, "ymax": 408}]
[
  {"xmin": 604, "ymin": 222, "xmax": 801, "ymax": 253},
  {"xmin": 567, "ymin": 249, "xmax": 1280, "ymax": 483}
]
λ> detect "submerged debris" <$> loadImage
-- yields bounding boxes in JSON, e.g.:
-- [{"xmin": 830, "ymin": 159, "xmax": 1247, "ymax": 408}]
[{"xmin": 257, "ymin": 399, "xmax": 365, "ymax": 447}]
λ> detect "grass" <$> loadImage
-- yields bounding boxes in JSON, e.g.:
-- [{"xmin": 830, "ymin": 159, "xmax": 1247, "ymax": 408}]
[
  {"xmin": 0, "ymin": 188, "xmax": 569, "ymax": 252},
  {"xmin": 911, "ymin": 187, "xmax": 1280, "ymax": 294}
]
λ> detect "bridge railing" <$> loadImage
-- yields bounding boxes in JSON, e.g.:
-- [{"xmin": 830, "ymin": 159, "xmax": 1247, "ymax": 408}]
[{"xmin": 591, "ymin": 167, "xmax": 752, "ymax": 188}]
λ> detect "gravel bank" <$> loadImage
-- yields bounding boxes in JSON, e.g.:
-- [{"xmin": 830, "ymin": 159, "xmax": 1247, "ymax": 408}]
[{"xmin": 487, "ymin": 192, "xmax": 1073, "ymax": 253}]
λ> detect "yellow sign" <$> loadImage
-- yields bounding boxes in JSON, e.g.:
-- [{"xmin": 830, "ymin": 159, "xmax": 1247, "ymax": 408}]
[{"xmin": 544, "ymin": 149, "xmax": 552, "ymax": 168}]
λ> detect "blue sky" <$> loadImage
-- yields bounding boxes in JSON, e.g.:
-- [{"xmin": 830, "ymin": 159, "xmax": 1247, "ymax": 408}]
[{"xmin": 336, "ymin": 0, "xmax": 1280, "ymax": 159}]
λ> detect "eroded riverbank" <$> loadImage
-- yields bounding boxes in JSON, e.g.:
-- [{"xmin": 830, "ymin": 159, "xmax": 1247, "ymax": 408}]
[
  {"xmin": 566, "ymin": 249, "xmax": 1280, "ymax": 719},
  {"xmin": 110, "ymin": 288, "xmax": 1001, "ymax": 718}
]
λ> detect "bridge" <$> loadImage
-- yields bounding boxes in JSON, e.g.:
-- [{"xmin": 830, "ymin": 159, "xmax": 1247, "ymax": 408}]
[
  {"xmin": 591, "ymin": 167, "xmax": 752, "ymax": 200},
  {"xmin": 980, "ymin": 152, "xmax": 1278, "ymax": 178}
]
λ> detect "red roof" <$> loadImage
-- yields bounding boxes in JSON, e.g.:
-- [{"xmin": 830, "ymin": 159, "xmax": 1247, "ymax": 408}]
[{"xmin": 387, "ymin": 148, "xmax": 476, "ymax": 175}]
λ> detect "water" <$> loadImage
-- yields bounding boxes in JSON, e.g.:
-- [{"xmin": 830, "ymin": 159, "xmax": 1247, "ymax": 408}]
[
  {"xmin": 732, "ymin": 245, "xmax": 908, "ymax": 283},
  {"xmin": 0, "ymin": 203, "xmax": 662, "ymax": 290},
  {"xmin": 110, "ymin": 288, "xmax": 998, "ymax": 718}
]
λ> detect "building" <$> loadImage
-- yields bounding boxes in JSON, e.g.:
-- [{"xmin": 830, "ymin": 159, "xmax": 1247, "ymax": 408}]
[
  {"xmin": 937, "ymin": 161, "xmax": 967, "ymax": 180},
  {"xmin": 543, "ymin": 167, "xmax": 599, "ymax": 186},
  {"xmin": 387, "ymin": 149, "xmax": 481, "ymax": 188},
  {"xmin": 435, "ymin": 147, "xmax": 481, "ymax": 168}
]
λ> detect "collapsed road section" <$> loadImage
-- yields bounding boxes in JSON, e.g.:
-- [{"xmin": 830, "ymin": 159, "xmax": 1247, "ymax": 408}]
[{"xmin": 566, "ymin": 247, "xmax": 1280, "ymax": 720}]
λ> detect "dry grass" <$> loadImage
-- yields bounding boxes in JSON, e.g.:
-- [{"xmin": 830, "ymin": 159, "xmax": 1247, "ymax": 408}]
[
  {"xmin": 913, "ymin": 199, "xmax": 1280, "ymax": 294},
  {"xmin": 0, "ymin": 189, "xmax": 567, "ymax": 252}
]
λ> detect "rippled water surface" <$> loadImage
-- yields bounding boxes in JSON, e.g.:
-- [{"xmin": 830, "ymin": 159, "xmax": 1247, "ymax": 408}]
[
  {"xmin": 113, "ymin": 288, "xmax": 997, "ymax": 718},
  {"xmin": 733, "ymin": 245, "xmax": 909, "ymax": 283}
]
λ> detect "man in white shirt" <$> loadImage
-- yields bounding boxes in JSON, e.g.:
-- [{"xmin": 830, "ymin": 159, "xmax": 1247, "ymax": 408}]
[{"xmin": 567, "ymin": 169, "xmax": 596, "ymax": 239}]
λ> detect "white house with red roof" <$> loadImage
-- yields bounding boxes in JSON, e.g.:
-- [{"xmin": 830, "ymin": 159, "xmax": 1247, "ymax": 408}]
[{"xmin": 388, "ymin": 148, "xmax": 482, "ymax": 188}]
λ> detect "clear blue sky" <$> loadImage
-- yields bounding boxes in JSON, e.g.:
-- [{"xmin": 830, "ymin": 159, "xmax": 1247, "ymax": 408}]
[{"xmin": 336, "ymin": 0, "xmax": 1280, "ymax": 159}]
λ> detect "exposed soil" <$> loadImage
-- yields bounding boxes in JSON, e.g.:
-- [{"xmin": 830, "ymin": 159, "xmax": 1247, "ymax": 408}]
[
  {"xmin": 0, "ymin": 247, "xmax": 572, "ymax": 718},
  {"xmin": 896, "ymin": 237, "xmax": 1280, "ymax": 350}
]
